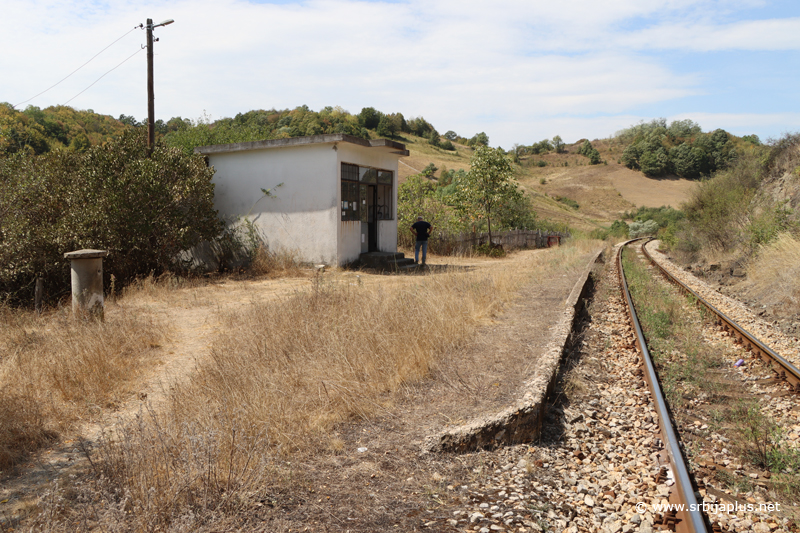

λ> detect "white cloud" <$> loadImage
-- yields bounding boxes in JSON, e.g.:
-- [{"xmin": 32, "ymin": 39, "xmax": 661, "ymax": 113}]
[{"xmin": 1, "ymin": 0, "xmax": 797, "ymax": 148}]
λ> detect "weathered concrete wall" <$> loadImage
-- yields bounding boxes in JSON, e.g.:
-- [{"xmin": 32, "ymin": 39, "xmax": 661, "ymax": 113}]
[
  {"xmin": 208, "ymin": 143, "xmax": 339, "ymax": 265},
  {"xmin": 425, "ymin": 249, "xmax": 604, "ymax": 453}
]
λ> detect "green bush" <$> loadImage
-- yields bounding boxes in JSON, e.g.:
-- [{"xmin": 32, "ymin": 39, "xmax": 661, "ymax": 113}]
[
  {"xmin": 555, "ymin": 196, "xmax": 579, "ymax": 209},
  {"xmin": 0, "ymin": 129, "xmax": 222, "ymax": 305}
]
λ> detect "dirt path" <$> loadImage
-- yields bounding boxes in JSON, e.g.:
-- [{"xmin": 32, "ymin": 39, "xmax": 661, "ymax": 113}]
[{"xmin": 0, "ymin": 247, "xmax": 597, "ymax": 529}]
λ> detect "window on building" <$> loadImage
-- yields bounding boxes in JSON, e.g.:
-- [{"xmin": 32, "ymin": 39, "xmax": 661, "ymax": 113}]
[
  {"xmin": 341, "ymin": 163, "xmax": 360, "ymax": 221},
  {"xmin": 341, "ymin": 163, "xmax": 393, "ymax": 221}
]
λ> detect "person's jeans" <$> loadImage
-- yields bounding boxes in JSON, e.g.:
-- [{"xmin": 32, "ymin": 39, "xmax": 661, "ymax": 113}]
[{"xmin": 414, "ymin": 240, "xmax": 428, "ymax": 264}]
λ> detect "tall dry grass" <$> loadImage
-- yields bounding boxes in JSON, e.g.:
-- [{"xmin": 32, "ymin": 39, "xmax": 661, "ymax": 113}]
[
  {"xmin": 28, "ymin": 241, "xmax": 602, "ymax": 531},
  {"xmin": 742, "ymin": 232, "xmax": 800, "ymax": 313},
  {"xmin": 0, "ymin": 306, "xmax": 167, "ymax": 470}
]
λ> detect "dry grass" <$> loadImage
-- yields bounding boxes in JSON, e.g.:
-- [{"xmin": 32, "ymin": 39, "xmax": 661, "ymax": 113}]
[
  {"xmin": 742, "ymin": 232, "xmax": 800, "ymax": 313},
  {"xmin": 17, "ymin": 240, "xmax": 603, "ymax": 531},
  {"xmin": 246, "ymin": 246, "xmax": 306, "ymax": 278},
  {"xmin": 0, "ymin": 306, "xmax": 167, "ymax": 470}
]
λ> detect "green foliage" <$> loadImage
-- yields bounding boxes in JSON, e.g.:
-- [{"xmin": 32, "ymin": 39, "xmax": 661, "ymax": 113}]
[
  {"xmin": 741, "ymin": 134, "xmax": 761, "ymax": 146},
  {"xmin": 474, "ymin": 243, "xmax": 506, "ymax": 257},
  {"xmin": 617, "ymin": 118, "xmax": 736, "ymax": 178},
  {"xmin": 1, "ymin": 104, "xmax": 128, "ymax": 156},
  {"xmin": 443, "ymin": 130, "xmax": 457, "ymax": 141},
  {"xmin": 451, "ymin": 146, "xmax": 522, "ymax": 241},
  {"xmin": 555, "ymin": 196, "xmax": 579, "ymax": 209},
  {"xmin": 468, "ymin": 131, "xmax": 489, "ymax": 147},
  {"xmin": 552, "ymin": 135, "xmax": 565, "ymax": 153},
  {"xmin": 427, "ymin": 130, "xmax": 440, "ymax": 147},
  {"xmin": 407, "ymin": 117, "xmax": 435, "ymax": 138},
  {"xmin": 421, "ymin": 162, "xmax": 438, "ymax": 178},
  {"xmin": 439, "ymin": 139, "xmax": 455, "ymax": 151},
  {"xmin": 358, "ymin": 107, "xmax": 382, "ymax": 129},
  {"xmin": 577, "ymin": 139, "xmax": 601, "ymax": 164},
  {"xmin": 625, "ymin": 206, "xmax": 678, "ymax": 225},
  {"xmin": 164, "ymin": 106, "xmax": 369, "ymax": 154},
  {"xmin": 494, "ymin": 194, "xmax": 537, "ymax": 230},
  {"xmin": 396, "ymin": 175, "xmax": 466, "ymax": 251},
  {"xmin": 628, "ymin": 219, "xmax": 659, "ymax": 238},
  {"xmin": 0, "ymin": 128, "xmax": 222, "ymax": 304},
  {"xmin": 610, "ymin": 219, "xmax": 630, "ymax": 238},
  {"xmin": 529, "ymin": 139, "xmax": 553, "ymax": 154}
]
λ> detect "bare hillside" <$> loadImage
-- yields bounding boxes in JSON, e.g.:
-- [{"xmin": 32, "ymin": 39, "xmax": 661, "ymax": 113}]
[{"xmin": 397, "ymin": 134, "xmax": 698, "ymax": 231}]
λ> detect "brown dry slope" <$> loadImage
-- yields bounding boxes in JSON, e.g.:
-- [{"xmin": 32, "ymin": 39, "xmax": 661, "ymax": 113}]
[{"xmin": 395, "ymin": 133, "xmax": 698, "ymax": 231}]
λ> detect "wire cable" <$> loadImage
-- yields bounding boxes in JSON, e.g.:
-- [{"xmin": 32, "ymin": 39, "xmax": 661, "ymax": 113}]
[
  {"xmin": 62, "ymin": 47, "xmax": 144, "ymax": 106},
  {"xmin": 14, "ymin": 25, "xmax": 141, "ymax": 108}
]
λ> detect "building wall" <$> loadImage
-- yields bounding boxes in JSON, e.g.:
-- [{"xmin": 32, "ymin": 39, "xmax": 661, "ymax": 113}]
[
  {"xmin": 208, "ymin": 143, "xmax": 339, "ymax": 265},
  {"xmin": 336, "ymin": 143, "xmax": 400, "ymax": 264}
]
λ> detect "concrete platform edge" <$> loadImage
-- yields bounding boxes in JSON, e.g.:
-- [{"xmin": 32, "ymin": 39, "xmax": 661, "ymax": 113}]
[{"xmin": 424, "ymin": 248, "xmax": 605, "ymax": 453}]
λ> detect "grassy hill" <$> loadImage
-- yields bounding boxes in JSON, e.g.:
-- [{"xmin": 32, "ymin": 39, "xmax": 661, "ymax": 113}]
[{"xmin": 395, "ymin": 133, "xmax": 697, "ymax": 232}]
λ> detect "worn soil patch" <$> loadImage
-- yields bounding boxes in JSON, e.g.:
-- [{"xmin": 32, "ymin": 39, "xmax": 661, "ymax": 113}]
[{"xmin": 0, "ymin": 248, "xmax": 597, "ymax": 530}]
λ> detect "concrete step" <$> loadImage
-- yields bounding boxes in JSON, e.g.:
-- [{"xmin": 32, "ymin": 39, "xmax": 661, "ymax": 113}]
[{"xmin": 360, "ymin": 251, "xmax": 419, "ymax": 271}]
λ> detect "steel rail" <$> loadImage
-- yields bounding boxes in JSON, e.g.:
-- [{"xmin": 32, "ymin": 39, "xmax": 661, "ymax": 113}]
[
  {"xmin": 617, "ymin": 240, "xmax": 709, "ymax": 533},
  {"xmin": 641, "ymin": 239, "xmax": 800, "ymax": 392}
]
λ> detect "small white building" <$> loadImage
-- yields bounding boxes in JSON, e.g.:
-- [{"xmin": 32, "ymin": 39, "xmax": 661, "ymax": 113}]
[{"xmin": 196, "ymin": 134, "xmax": 409, "ymax": 266}]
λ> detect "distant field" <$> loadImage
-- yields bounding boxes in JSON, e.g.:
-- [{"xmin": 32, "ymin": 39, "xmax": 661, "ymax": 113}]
[{"xmin": 396, "ymin": 134, "xmax": 698, "ymax": 231}]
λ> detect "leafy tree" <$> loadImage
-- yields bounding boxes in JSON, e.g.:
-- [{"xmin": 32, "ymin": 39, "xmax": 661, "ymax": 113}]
[
  {"xmin": 742, "ymin": 134, "xmax": 761, "ymax": 145},
  {"xmin": 440, "ymin": 139, "xmax": 455, "ymax": 151},
  {"xmin": 376, "ymin": 115, "xmax": 393, "ymax": 138},
  {"xmin": 427, "ymin": 130, "xmax": 440, "ymax": 147},
  {"xmin": 421, "ymin": 162, "xmax": 438, "ymax": 178},
  {"xmin": 407, "ymin": 117, "xmax": 435, "ymax": 138},
  {"xmin": 629, "ymin": 219, "xmax": 659, "ymax": 238},
  {"xmin": 358, "ymin": 107, "xmax": 382, "ymax": 129},
  {"xmin": 118, "ymin": 114, "xmax": 141, "ymax": 127},
  {"xmin": 444, "ymin": 130, "xmax": 457, "ymax": 141},
  {"xmin": 452, "ymin": 146, "xmax": 522, "ymax": 244},
  {"xmin": 577, "ymin": 139, "xmax": 601, "ymax": 164},
  {"xmin": 552, "ymin": 135, "xmax": 565, "ymax": 153},
  {"xmin": 529, "ymin": 139, "xmax": 552, "ymax": 154},
  {"xmin": 469, "ymin": 132, "xmax": 489, "ymax": 147},
  {"xmin": 69, "ymin": 133, "xmax": 91, "ymax": 152}
]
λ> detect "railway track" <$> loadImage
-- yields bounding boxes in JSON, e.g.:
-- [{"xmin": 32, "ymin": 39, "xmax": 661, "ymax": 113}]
[
  {"xmin": 640, "ymin": 239, "xmax": 800, "ymax": 393},
  {"xmin": 433, "ymin": 241, "xmax": 796, "ymax": 533},
  {"xmin": 619, "ymin": 239, "xmax": 800, "ymax": 533},
  {"xmin": 617, "ymin": 239, "xmax": 708, "ymax": 533}
]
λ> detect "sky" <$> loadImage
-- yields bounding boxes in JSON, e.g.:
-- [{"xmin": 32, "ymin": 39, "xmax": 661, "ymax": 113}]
[{"xmin": 2, "ymin": 0, "xmax": 800, "ymax": 148}]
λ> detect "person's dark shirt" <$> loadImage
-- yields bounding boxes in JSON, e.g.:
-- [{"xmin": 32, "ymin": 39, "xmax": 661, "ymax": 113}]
[{"xmin": 411, "ymin": 221, "xmax": 432, "ymax": 241}]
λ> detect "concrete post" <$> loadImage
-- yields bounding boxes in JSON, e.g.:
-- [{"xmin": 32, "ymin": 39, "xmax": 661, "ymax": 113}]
[{"xmin": 64, "ymin": 249, "xmax": 108, "ymax": 319}]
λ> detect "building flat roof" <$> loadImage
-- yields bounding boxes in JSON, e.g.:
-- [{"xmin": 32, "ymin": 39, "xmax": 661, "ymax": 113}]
[{"xmin": 194, "ymin": 133, "xmax": 409, "ymax": 157}]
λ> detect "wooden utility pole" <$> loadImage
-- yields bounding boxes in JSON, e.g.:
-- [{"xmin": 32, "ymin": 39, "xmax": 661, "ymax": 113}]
[
  {"xmin": 146, "ymin": 18, "xmax": 155, "ymax": 153},
  {"xmin": 145, "ymin": 18, "xmax": 173, "ymax": 155}
]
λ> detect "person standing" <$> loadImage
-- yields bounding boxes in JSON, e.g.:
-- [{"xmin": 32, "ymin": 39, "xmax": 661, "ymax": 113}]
[{"xmin": 411, "ymin": 215, "xmax": 432, "ymax": 266}]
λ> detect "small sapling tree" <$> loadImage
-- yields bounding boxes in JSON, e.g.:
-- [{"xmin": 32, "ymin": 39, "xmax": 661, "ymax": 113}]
[{"xmin": 453, "ymin": 146, "xmax": 522, "ymax": 246}]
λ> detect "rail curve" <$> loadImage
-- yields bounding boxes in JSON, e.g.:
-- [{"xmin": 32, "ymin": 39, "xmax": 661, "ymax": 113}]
[{"xmin": 641, "ymin": 239, "xmax": 800, "ymax": 393}]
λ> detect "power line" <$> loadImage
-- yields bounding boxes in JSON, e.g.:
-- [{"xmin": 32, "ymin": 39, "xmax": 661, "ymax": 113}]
[
  {"xmin": 14, "ymin": 25, "xmax": 141, "ymax": 108},
  {"xmin": 62, "ymin": 47, "xmax": 144, "ymax": 106}
]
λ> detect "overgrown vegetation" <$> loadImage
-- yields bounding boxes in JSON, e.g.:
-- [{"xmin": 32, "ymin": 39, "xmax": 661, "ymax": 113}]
[
  {"xmin": 617, "ymin": 118, "xmax": 738, "ymax": 178},
  {"xmin": 0, "ymin": 128, "xmax": 222, "ymax": 306},
  {"xmin": 668, "ymin": 134, "xmax": 799, "ymax": 261},
  {"xmin": 623, "ymin": 247, "xmax": 800, "ymax": 499},
  {"xmin": 0, "ymin": 103, "xmax": 128, "ymax": 156},
  {"xmin": 397, "ymin": 148, "xmax": 541, "ymax": 252},
  {"xmin": 621, "ymin": 247, "xmax": 722, "ymax": 408}
]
